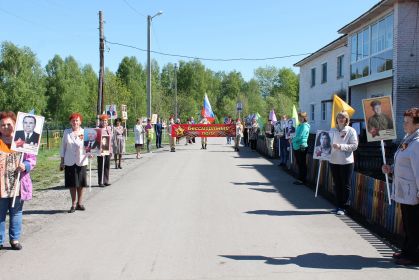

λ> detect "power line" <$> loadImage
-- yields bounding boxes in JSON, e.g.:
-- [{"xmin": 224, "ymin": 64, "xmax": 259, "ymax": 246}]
[
  {"xmin": 104, "ymin": 39, "xmax": 313, "ymax": 62},
  {"xmin": 122, "ymin": 0, "xmax": 146, "ymax": 17}
]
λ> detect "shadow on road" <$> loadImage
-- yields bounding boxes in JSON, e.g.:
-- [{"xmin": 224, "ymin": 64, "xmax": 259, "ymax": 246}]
[
  {"xmin": 233, "ymin": 182, "xmax": 274, "ymax": 186},
  {"xmin": 219, "ymin": 252, "xmax": 407, "ymax": 269},
  {"xmin": 248, "ymin": 188, "xmax": 278, "ymax": 193},
  {"xmin": 24, "ymin": 210, "xmax": 67, "ymax": 215},
  {"xmin": 245, "ymin": 210, "xmax": 330, "ymax": 216}
]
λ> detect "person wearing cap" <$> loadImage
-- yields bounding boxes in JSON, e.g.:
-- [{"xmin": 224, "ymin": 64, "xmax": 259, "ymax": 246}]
[
  {"xmin": 97, "ymin": 114, "xmax": 113, "ymax": 187},
  {"xmin": 367, "ymin": 99, "xmax": 393, "ymax": 137},
  {"xmin": 200, "ymin": 117, "xmax": 210, "ymax": 149},
  {"xmin": 292, "ymin": 112, "xmax": 310, "ymax": 185},
  {"xmin": 329, "ymin": 111, "xmax": 358, "ymax": 216}
]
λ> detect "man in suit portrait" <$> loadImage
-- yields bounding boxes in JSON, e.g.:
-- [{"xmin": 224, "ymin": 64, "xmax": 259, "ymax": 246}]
[
  {"xmin": 84, "ymin": 129, "xmax": 100, "ymax": 153},
  {"xmin": 285, "ymin": 119, "xmax": 296, "ymax": 139},
  {"xmin": 14, "ymin": 115, "xmax": 40, "ymax": 146},
  {"xmin": 106, "ymin": 104, "xmax": 117, "ymax": 118}
]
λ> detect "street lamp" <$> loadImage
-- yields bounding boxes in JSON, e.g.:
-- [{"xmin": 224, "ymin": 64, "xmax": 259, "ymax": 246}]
[{"xmin": 146, "ymin": 11, "xmax": 163, "ymax": 118}]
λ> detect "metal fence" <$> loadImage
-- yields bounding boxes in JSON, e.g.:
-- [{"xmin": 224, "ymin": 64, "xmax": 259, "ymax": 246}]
[{"xmin": 256, "ymin": 134, "xmax": 404, "ymax": 243}]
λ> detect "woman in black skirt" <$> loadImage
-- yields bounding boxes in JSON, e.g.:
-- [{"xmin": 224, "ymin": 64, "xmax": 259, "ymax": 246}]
[{"xmin": 60, "ymin": 113, "xmax": 90, "ymax": 213}]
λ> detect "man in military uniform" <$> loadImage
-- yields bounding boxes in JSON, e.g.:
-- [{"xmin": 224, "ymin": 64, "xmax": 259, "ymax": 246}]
[{"xmin": 367, "ymin": 100, "xmax": 393, "ymax": 137}]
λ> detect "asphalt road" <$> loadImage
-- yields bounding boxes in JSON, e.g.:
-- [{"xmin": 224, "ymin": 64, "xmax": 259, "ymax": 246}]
[{"xmin": 1, "ymin": 138, "xmax": 417, "ymax": 279}]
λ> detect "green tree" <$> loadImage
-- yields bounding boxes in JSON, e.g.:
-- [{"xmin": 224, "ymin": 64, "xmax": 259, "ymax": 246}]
[
  {"xmin": 45, "ymin": 55, "xmax": 89, "ymax": 126},
  {"xmin": 82, "ymin": 64, "xmax": 98, "ymax": 124},
  {"xmin": 116, "ymin": 56, "xmax": 145, "ymax": 125},
  {"xmin": 243, "ymin": 79, "xmax": 265, "ymax": 118},
  {"xmin": 0, "ymin": 41, "xmax": 46, "ymax": 114},
  {"xmin": 254, "ymin": 66, "xmax": 298, "ymax": 118},
  {"xmin": 104, "ymin": 69, "xmax": 130, "ymax": 124},
  {"xmin": 216, "ymin": 71, "xmax": 244, "ymax": 119}
]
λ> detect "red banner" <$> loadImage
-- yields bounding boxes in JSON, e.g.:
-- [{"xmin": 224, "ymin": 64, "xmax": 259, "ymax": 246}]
[{"xmin": 171, "ymin": 124, "xmax": 235, "ymax": 138}]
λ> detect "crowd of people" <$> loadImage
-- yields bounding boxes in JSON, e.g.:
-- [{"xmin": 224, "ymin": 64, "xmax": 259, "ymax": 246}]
[{"xmin": 0, "ymin": 107, "xmax": 418, "ymax": 267}]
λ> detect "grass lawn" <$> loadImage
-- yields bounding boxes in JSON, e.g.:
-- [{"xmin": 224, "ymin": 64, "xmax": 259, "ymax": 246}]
[{"xmin": 30, "ymin": 134, "xmax": 166, "ymax": 190}]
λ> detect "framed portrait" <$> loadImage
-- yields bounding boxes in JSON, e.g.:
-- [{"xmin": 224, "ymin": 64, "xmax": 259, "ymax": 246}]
[
  {"xmin": 105, "ymin": 104, "xmax": 118, "ymax": 119},
  {"xmin": 274, "ymin": 121, "xmax": 283, "ymax": 137},
  {"xmin": 265, "ymin": 122, "xmax": 273, "ymax": 134},
  {"xmin": 362, "ymin": 96, "xmax": 396, "ymax": 142},
  {"xmin": 84, "ymin": 128, "xmax": 101, "ymax": 156},
  {"xmin": 151, "ymin": 113, "xmax": 158, "ymax": 124},
  {"xmin": 100, "ymin": 135, "xmax": 110, "ymax": 156},
  {"xmin": 11, "ymin": 112, "xmax": 45, "ymax": 155},
  {"xmin": 284, "ymin": 118, "xmax": 296, "ymax": 139},
  {"xmin": 313, "ymin": 130, "xmax": 334, "ymax": 161},
  {"xmin": 121, "ymin": 104, "xmax": 128, "ymax": 120}
]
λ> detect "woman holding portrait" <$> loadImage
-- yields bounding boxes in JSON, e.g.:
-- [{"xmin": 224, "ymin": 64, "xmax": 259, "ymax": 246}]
[
  {"xmin": 0, "ymin": 111, "xmax": 37, "ymax": 250},
  {"xmin": 382, "ymin": 107, "xmax": 419, "ymax": 265},
  {"xmin": 112, "ymin": 118, "xmax": 126, "ymax": 169},
  {"xmin": 134, "ymin": 118, "xmax": 145, "ymax": 158},
  {"xmin": 314, "ymin": 131, "xmax": 332, "ymax": 158}
]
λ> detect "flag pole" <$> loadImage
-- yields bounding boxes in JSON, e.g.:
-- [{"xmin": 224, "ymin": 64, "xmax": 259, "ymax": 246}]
[
  {"xmin": 315, "ymin": 160, "xmax": 322, "ymax": 198},
  {"xmin": 12, "ymin": 154, "xmax": 25, "ymax": 208},
  {"xmin": 380, "ymin": 140, "xmax": 391, "ymax": 205},
  {"xmin": 89, "ymin": 158, "xmax": 92, "ymax": 192}
]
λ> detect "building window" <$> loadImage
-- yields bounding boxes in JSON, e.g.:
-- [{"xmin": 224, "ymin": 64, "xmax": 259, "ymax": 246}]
[
  {"xmin": 337, "ymin": 55, "xmax": 344, "ymax": 79},
  {"xmin": 321, "ymin": 102, "xmax": 326, "ymax": 121},
  {"xmin": 321, "ymin": 63, "xmax": 327, "ymax": 83},
  {"xmin": 311, "ymin": 68, "xmax": 316, "ymax": 87},
  {"xmin": 310, "ymin": 104, "xmax": 315, "ymax": 121},
  {"xmin": 350, "ymin": 13, "xmax": 393, "ymax": 80}
]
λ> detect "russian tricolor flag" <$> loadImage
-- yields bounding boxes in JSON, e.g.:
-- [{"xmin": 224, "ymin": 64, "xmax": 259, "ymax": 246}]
[{"xmin": 201, "ymin": 94, "xmax": 215, "ymax": 123}]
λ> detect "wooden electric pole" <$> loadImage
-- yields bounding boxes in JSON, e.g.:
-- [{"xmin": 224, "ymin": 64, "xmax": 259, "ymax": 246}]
[{"xmin": 97, "ymin": 11, "xmax": 105, "ymax": 117}]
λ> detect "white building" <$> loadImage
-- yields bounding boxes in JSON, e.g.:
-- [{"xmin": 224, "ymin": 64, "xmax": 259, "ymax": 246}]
[
  {"xmin": 295, "ymin": 0, "xmax": 419, "ymax": 138},
  {"xmin": 294, "ymin": 36, "xmax": 349, "ymax": 133}
]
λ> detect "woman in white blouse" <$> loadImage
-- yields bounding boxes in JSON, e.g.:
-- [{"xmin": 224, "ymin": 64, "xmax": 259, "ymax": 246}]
[
  {"xmin": 60, "ymin": 113, "xmax": 89, "ymax": 213},
  {"xmin": 134, "ymin": 118, "xmax": 145, "ymax": 159},
  {"xmin": 329, "ymin": 111, "xmax": 358, "ymax": 216}
]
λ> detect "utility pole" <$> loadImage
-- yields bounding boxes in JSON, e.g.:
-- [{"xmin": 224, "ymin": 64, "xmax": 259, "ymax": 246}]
[
  {"xmin": 98, "ymin": 11, "xmax": 105, "ymax": 117},
  {"xmin": 146, "ymin": 15, "xmax": 151, "ymax": 118},
  {"xmin": 146, "ymin": 11, "xmax": 163, "ymax": 119},
  {"xmin": 174, "ymin": 63, "xmax": 178, "ymax": 120}
]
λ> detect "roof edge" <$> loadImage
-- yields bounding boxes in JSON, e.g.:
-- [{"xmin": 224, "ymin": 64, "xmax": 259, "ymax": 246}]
[{"xmin": 294, "ymin": 35, "xmax": 347, "ymax": 67}]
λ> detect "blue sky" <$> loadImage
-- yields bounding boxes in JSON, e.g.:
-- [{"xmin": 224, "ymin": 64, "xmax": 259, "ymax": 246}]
[{"xmin": 0, "ymin": 0, "xmax": 379, "ymax": 81}]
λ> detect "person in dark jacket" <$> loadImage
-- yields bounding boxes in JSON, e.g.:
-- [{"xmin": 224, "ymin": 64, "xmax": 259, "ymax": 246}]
[{"xmin": 154, "ymin": 117, "xmax": 163, "ymax": 149}]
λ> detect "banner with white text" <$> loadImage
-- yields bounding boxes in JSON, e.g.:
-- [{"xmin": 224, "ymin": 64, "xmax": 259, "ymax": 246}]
[{"xmin": 171, "ymin": 124, "xmax": 235, "ymax": 138}]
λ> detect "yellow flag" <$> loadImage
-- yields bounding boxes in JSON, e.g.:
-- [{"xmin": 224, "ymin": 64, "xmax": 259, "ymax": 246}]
[
  {"xmin": 331, "ymin": 94, "xmax": 355, "ymax": 128},
  {"xmin": 292, "ymin": 104, "xmax": 299, "ymax": 126}
]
